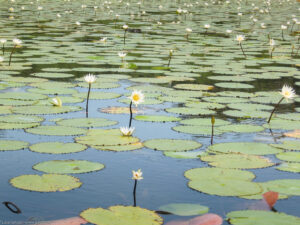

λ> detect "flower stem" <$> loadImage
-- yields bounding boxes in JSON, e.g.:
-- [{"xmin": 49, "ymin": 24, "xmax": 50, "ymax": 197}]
[
  {"xmin": 8, "ymin": 46, "xmax": 16, "ymax": 66},
  {"xmin": 129, "ymin": 101, "xmax": 133, "ymax": 128},
  {"xmin": 123, "ymin": 30, "xmax": 127, "ymax": 45},
  {"xmin": 133, "ymin": 180, "xmax": 137, "ymax": 207},
  {"xmin": 3, "ymin": 201, "xmax": 21, "ymax": 214},
  {"xmin": 239, "ymin": 43, "xmax": 246, "ymax": 58},
  {"xmin": 282, "ymin": 30, "xmax": 285, "ymax": 41},
  {"xmin": 267, "ymin": 97, "xmax": 284, "ymax": 123},
  {"xmin": 167, "ymin": 55, "xmax": 172, "ymax": 67},
  {"xmin": 86, "ymin": 83, "xmax": 91, "ymax": 118},
  {"xmin": 211, "ymin": 123, "xmax": 214, "ymax": 145},
  {"xmin": 2, "ymin": 44, "xmax": 4, "ymax": 55}
]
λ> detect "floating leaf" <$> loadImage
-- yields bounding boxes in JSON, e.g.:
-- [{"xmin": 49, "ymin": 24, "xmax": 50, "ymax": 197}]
[
  {"xmin": 270, "ymin": 140, "xmax": 300, "ymax": 151},
  {"xmin": 144, "ymin": 139, "xmax": 202, "ymax": 151},
  {"xmin": 174, "ymin": 84, "xmax": 214, "ymax": 91},
  {"xmin": 276, "ymin": 163, "xmax": 300, "ymax": 173},
  {"xmin": 166, "ymin": 107, "xmax": 215, "ymax": 116},
  {"xmin": 56, "ymin": 118, "xmax": 117, "ymax": 128},
  {"xmin": 218, "ymin": 124, "xmax": 264, "ymax": 133},
  {"xmin": 33, "ymin": 160, "xmax": 104, "ymax": 174},
  {"xmin": 29, "ymin": 142, "xmax": 87, "ymax": 154},
  {"xmin": 173, "ymin": 125, "xmax": 224, "ymax": 136},
  {"xmin": 208, "ymin": 142, "xmax": 282, "ymax": 155},
  {"xmin": 36, "ymin": 217, "xmax": 87, "ymax": 225},
  {"xmin": 0, "ymin": 106, "xmax": 13, "ymax": 114},
  {"xmin": 180, "ymin": 118, "xmax": 230, "ymax": 126},
  {"xmin": 0, "ymin": 140, "xmax": 29, "ymax": 151},
  {"xmin": 276, "ymin": 152, "xmax": 300, "ymax": 162},
  {"xmin": 0, "ymin": 122, "xmax": 39, "ymax": 130},
  {"xmin": 26, "ymin": 126, "xmax": 87, "ymax": 136},
  {"xmin": 73, "ymin": 92, "xmax": 120, "ymax": 100},
  {"xmin": 263, "ymin": 179, "xmax": 300, "ymax": 196},
  {"xmin": 13, "ymin": 106, "xmax": 82, "ymax": 115},
  {"xmin": 158, "ymin": 203, "xmax": 209, "ymax": 216},
  {"xmin": 134, "ymin": 115, "xmax": 181, "ymax": 122},
  {"xmin": 284, "ymin": 130, "xmax": 300, "ymax": 139},
  {"xmin": 0, "ymin": 115, "xmax": 44, "ymax": 123},
  {"xmin": 189, "ymin": 214, "xmax": 223, "ymax": 225},
  {"xmin": 214, "ymin": 82, "xmax": 254, "ymax": 89},
  {"xmin": 0, "ymin": 92, "xmax": 47, "ymax": 101},
  {"xmin": 100, "ymin": 107, "xmax": 140, "ymax": 114},
  {"xmin": 80, "ymin": 206, "xmax": 163, "ymax": 225},
  {"xmin": 93, "ymin": 142, "xmax": 143, "ymax": 151},
  {"xmin": 10, "ymin": 174, "xmax": 82, "ymax": 192},
  {"xmin": 164, "ymin": 151, "xmax": 204, "ymax": 159},
  {"xmin": 264, "ymin": 118, "xmax": 300, "ymax": 130}
]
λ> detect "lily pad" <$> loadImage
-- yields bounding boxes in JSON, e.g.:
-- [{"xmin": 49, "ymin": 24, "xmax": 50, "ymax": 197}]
[
  {"xmin": 73, "ymin": 92, "xmax": 121, "ymax": 100},
  {"xmin": 26, "ymin": 126, "xmax": 87, "ymax": 136},
  {"xmin": 56, "ymin": 118, "xmax": 117, "ymax": 128},
  {"xmin": 165, "ymin": 107, "xmax": 215, "ymax": 116},
  {"xmin": 0, "ymin": 92, "xmax": 47, "ymax": 101},
  {"xmin": 80, "ymin": 206, "xmax": 163, "ymax": 225},
  {"xmin": 29, "ymin": 142, "xmax": 87, "ymax": 154},
  {"xmin": 0, "ymin": 122, "xmax": 40, "ymax": 130},
  {"xmin": 0, "ymin": 106, "xmax": 13, "ymax": 114},
  {"xmin": 163, "ymin": 151, "xmax": 204, "ymax": 159},
  {"xmin": 276, "ymin": 163, "xmax": 300, "ymax": 173},
  {"xmin": 218, "ymin": 124, "xmax": 265, "ymax": 133},
  {"xmin": 13, "ymin": 106, "xmax": 82, "ymax": 115},
  {"xmin": 101, "ymin": 107, "xmax": 140, "ymax": 114},
  {"xmin": 270, "ymin": 140, "xmax": 300, "ymax": 151},
  {"xmin": 201, "ymin": 153, "xmax": 274, "ymax": 169},
  {"xmin": 180, "ymin": 118, "xmax": 230, "ymax": 126},
  {"xmin": 276, "ymin": 152, "xmax": 300, "ymax": 162},
  {"xmin": 93, "ymin": 142, "xmax": 144, "ymax": 152},
  {"xmin": 226, "ymin": 210, "xmax": 300, "ymax": 225},
  {"xmin": 173, "ymin": 125, "xmax": 224, "ymax": 136},
  {"xmin": 0, "ymin": 140, "xmax": 29, "ymax": 151},
  {"xmin": 144, "ymin": 139, "xmax": 202, "ymax": 151},
  {"xmin": 174, "ymin": 84, "xmax": 214, "ymax": 91},
  {"xmin": 264, "ymin": 118, "xmax": 300, "ymax": 130},
  {"xmin": 134, "ymin": 115, "xmax": 181, "ymax": 122},
  {"xmin": 261, "ymin": 179, "xmax": 300, "ymax": 196},
  {"xmin": 0, "ymin": 115, "xmax": 44, "ymax": 123},
  {"xmin": 208, "ymin": 142, "xmax": 282, "ymax": 155},
  {"xmin": 33, "ymin": 160, "xmax": 104, "ymax": 174},
  {"xmin": 215, "ymin": 82, "xmax": 254, "ymax": 89},
  {"xmin": 10, "ymin": 174, "xmax": 82, "ymax": 192},
  {"xmin": 158, "ymin": 203, "xmax": 209, "ymax": 216}
]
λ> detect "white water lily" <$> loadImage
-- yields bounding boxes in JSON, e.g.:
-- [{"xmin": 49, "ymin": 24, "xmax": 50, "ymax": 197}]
[
  {"xmin": 12, "ymin": 38, "xmax": 22, "ymax": 46},
  {"xmin": 0, "ymin": 39, "xmax": 7, "ymax": 44},
  {"xmin": 281, "ymin": 25, "xmax": 287, "ymax": 30},
  {"xmin": 76, "ymin": 21, "xmax": 81, "ymax": 26},
  {"xmin": 132, "ymin": 169, "xmax": 143, "ymax": 180},
  {"xmin": 50, "ymin": 97, "xmax": 62, "ymax": 107},
  {"xmin": 123, "ymin": 24, "xmax": 128, "ymax": 30},
  {"xmin": 118, "ymin": 51, "xmax": 127, "ymax": 58},
  {"xmin": 280, "ymin": 85, "xmax": 296, "ymax": 101},
  {"xmin": 9, "ymin": 7, "xmax": 14, "ymax": 12},
  {"xmin": 186, "ymin": 28, "xmax": 192, "ymax": 33},
  {"xmin": 120, "ymin": 126, "xmax": 135, "ymax": 136},
  {"xmin": 204, "ymin": 24, "xmax": 210, "ymax": 29},
  {"xmin": 84, "ymin": 74, "xmax": 96, "ymax": 84},
  {"xmin": 226, "ymin": 29, "xmax": 232, "ymax": 33},
  {"xmin": 129, "ymin": 90, "xmax": 144, "ymax": 106},
  {"xmin": 236, "ymin": 35, "xmax": 245, "ymax": 43},
  {"xmin": 0, "ymin": 56, "xmax": 4, "ymax": 63},
  {"xmin": 269, "ymin": 39, "xmax": 275, "ymax": 47},
  {"xmin": 100, "ymin": 37, "xmax": 107, "ymax": 42}
]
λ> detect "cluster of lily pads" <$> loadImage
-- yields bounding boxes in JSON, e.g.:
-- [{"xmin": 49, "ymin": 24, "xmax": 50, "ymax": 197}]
[{"xmin": 0, "ymin": 0, "xmax": 300, "ymax": 224}]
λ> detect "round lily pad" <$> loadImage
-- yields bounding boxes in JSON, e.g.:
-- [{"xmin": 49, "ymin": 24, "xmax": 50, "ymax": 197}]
[
  {"xmin": 0, "ymin": 122, "xmax": 40, "ymax": 130},
  {"xmin": 13, "ymin": 106, "xmax": 82, "ymax": 115},
  {"xmin": 227, "ymin": 210, "xmax": 300, "ymax": 225},
  {"xmin": 276, "ymin": 113, "xmax": 300, "ymax": 121},
  {"xmin": 163, "ymin": 151, "xmax": 204, "ymax": 159},
  {"xmin": 200, "ymin": 153, "xmax": 274, "ymax": 169},
  {"xmin": 264, "ymin": 118, "xmax": 300, "ymax": 130},
  {"xmin": 73, "ymin": 92, "xmax": 121, "ymax": 100},
  {"xmin": 218, "ymin": 124, "xmax": 265, "ymax": 133},
  {"xmin": 80, "ymin": 206, "xmax": 163, "ymax": 225},
  {"xmin": 276, "ymin": 163, "xmax": 300, "ymax": 173},
  {"xmin": 270, "ymin": 140, "xmax": 300, "ymax": 151},
  {"xmin": 10, "ymin": 174, "xmax": 82, "ymax": 192},
  {"xmin": 0, "ymin": 106, "xmax": 13, "ymax": 114},
  {"xmin": 174, "ymin": 84, "xmax": 214, "ymax": 91},
  {"xmin": 29, "ymin": 142, "xmax": 87, "ymax": 154},
  {"xmin": 101, "ymin": 107, "xmax": 140, "ymax": 114},
  {"xmin": 76, "ymin": 129, "xmax": 139, "ymax": 146},
  {"xmin": 33, "ymin": 160, "xmax": 104, "ymax": 174},
  {"xmin": 223, "ymin": 110, "xmax": 270, "ymax": 118},
  {"xmin": 173, "ymin": 125, "xmax": 224, "ymax": 136},
  {"xmin": 134, "ymin": 115, "xmax": 180, "ymax": 122},
  {"xmin": 56, "ymin": 118, "xmax": 117, "ymax": 128},
  {"xmin": 180, "ymin": 118, "xmax": 230, "ymax": 126},
  {"xmin": 0, "ymin": 115, "xmax": 44, "ymax": 123},
  {"xmin": 32, "ymin": 72, "xmax": 74, "ymax": 78},
  {"xmin": 0, "ymin": 92, "xmax": 47, "ymax": 101},
  {"xmin": 262, "ymin": 179, "xmax": 300, "ymax": 195},
  {"xmin": 185, "ymin": 102, "xmax": 225, "ymax": 110},
  {"xmin": 0, "ymin": 99, "xmax": 38, "ymax": 106},
  {"xmin": 165, "ymin": 107, "xmax": 215, "ymax": 115},
  {"xmin": 144, "ymin": 139, "xmax": 202, "ymax": 151},
  {"xmin": 93, "ymin": 142, "xmax": 144, "ymax": 152},
  {"xmin": 208, "ymin": 142, "xmax": 282, "ymax": 155},
  {"xmin": 215, "ymin": 82, "xmax": 254, "ymax": 89},
  {"xmin": 158, "ymin": 203, "xmax": 209, "ymax": 216},
  {"xmin": 26, "ymin": 126, "xmax": 87, "ymax": 136},
  {"xmin": 276, "ymin": 152, "xmax": 300, "ymax": 162},
  {"xmin": 227, "ymin": 103, "xmax": 273, "ymax": 111},
  {"xmin": 0, "ymin": 140, "xmax": 29, "ymax": 151}
]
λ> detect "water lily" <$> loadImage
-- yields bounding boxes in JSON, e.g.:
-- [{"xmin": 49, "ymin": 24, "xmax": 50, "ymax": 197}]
[
  {"xmin": 132, "ymin": 169, "xmax": 143, "ymax": 207},
  {"xmin": 267, "ymin": 85, "xmax": 296, "ymax": 123},
  {"xmin": 50, "ymin": 97, "xmax": 62, "ymax": 107},
  {"xmin": 129, "ymin": 90, "xmax": 144, "ymax": 107},
  {"xmin": 120, "ymin": 127, "xmax": 135, "ymax": 136},
  {"xmin": 281, "ymin": 25, "xmax": 287, "ymax": 40},
  {"xmin": 0, "ymin": 56, "xmax": 4, "ymax": 63},
  {"xmin": 236, "ymin": 35, "xmax": 246, "ymax": 58},
  {"xmin": 84, "ymin": 74, "xmax": 96, "ymax": 117},
  {"xmin": 9, "ymin": 38, "xmax": 22, "ymax": 66},
  {"xmin": 118, "ymin": 51, "xmax": 127, "ymax": 63}
]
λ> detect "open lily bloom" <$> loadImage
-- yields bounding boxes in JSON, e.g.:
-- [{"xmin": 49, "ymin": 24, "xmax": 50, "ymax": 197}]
[
  {"xmin": 132, "ymin": 169, "xmax": 143, "ymax": 180},
  {"xmin": 129, "ymin": 90, "xmax": 144, "ymax": 106},
  {"xmin": 50, "ymin": 97, "xmax": 62, "ymax": 107},
  {"xmin": 280, "ymin": 85, "xmax": 296, "ymax": 101},
  {"xmin": 84, "ymin": 74, "xmax": 96, "ymax": 84},
  {"xmin": 120, "ymin": 127, "xmax": 135, "ymax": 136}
]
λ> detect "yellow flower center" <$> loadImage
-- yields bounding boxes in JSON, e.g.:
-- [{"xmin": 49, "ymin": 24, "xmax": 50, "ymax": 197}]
[
  {"xmin": 132, "ymin": 94, "xmax": 140, "ymax": 101},
  {"xmin": 284, "ymin": 91, "xmax": 290, "ymax": 96}
]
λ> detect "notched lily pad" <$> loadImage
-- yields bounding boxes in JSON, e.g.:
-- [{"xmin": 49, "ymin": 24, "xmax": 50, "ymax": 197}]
[
  {"xmin": 158, "ymin": 203, "xmax": 209, "ymax": 216},
  {"xmin": 0, "ymin": 140, "xmax": 29, "ymax": 151},
  {"xmin": 134, "ymin": 115, "xmax": 180, "ymax": 122},
  {"xmin": 144, "ymin": 139, "xmax": 202, "ymax": 152},
  {"xmin": 29, "ymin": 142, "xmax": 87, "ymax": 154},
  {"xmin": 56, "ymin": 118, "xmax": 118, "ymax": 128},
  {"xmin": 26, "ymin": 126, "xmax": 87, "ymax": 136}
]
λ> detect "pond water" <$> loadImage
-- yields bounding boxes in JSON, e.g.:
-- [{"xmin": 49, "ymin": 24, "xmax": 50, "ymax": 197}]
[{"xmin": 0, "ymin": 0, "xmax": 300, "ymax": 224}]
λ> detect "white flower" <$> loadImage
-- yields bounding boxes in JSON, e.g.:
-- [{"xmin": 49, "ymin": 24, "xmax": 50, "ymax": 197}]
[
  {"xmin": 120, "ymin": 126, "xmax": 135, "ymax": 136},
  {"xmin": 132, "ymin": 169, "xmax": 143, "ymax": 180},
  {"xmin": 81, "ymin": 4, "xmax": 87, "ymax": 8},
  {"xmin": 281, "ymin": 25, "xmax": 287, "ymax": 30},
  {"xmin": 118, "ymin": 51, "xmax": 127, "ymax": 58},
  {"xmin": 50, "ymin": 97, "xmax": 62, "ymax": 107},
  {"xmin": 236, "ymin": 35, "xmax": 245, "ymax": 43},
  {"xmin": 76, "ymin": 21, "xmax": 81, "ymax": 26},
  {"xmin": 261, "ymin": 23, "xmax": 266, "ymax": 29},
  {"xmin": 115, "ymin": 14, "xmax": 120, "ymax": 18},
  {"xmin": 157, "ymin": 21, "xmax": 162, "ymax": 25},
  {"xmin": 204, "ymin": 24, "xmax": 210, "ymax": 29},
  {"xmin": 186, "ymin": 28, "xmax": 192, "ymax": 33},
  {"xmin": 57, "ymin": 13, "xmax": 61, "ymax": 18},
  {"xmin": 238, "ymin": 12, "xmax": 242, "ymax": 16},
  {"xmin": 100, "ymin": 37, "xmax": 107, "ymax": 42},
  {"xmin": 280, "ymin": 85, "xmax": 296, "ymax": 101},
  {"xmin": 269, "ymin": 39, "xmax": 275, "ymax": 47},
  {"xmin": 37, "ymin": 6, "xmax": 43, "ymax": 10},
  {"xmin": 177, "ymin": 8, "xmax": 182, "ymax": 14},
  {"xmin": 12, "ymin": 38, "xmax": 22, "ymax": 46},
  {"xmin": 226, "ymin": 29, "xmax": 232, "ymax": 33},
  {"xmin": 129, "ymin": 90, "xmax": 144, "ymax": 106},
  {"xmin": 123, "ymin": 24, "xmax": 128, "ymax": 30},
  {"xmin": 0, "ymin": 56, "xmax": 4, "ymax": 63},
  {"xmin": 84, "ymin": 74, "xmax": 96, "ymax": 84},
  {"xmin": 9, "ymin": 7, "xmax": 14, "ymax": 12},
  {"xmin": 0, "ymin": 39, "xmax": 7, "ymax": 44}
]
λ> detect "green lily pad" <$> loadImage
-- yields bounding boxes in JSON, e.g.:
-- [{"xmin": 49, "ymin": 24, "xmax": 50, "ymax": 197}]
[
  {"xmin": 0, "ymin": 115, "xmax": 44, "ymax": 123},
  {"xmin": 73, "ymin": 92, "xmax": 121, "ymax": 100},
  {"xmin": 77, "ymin": 82, "xmax": 120, "ymax": 89},
  {"xmin": 0, "ymin": 140, "xmax": 29, "ymax": 151},
  {"xmin": 165, "ymin": 107, "xmax": 215, "ymax": 115},
  {"xmin": 93, "ymin": 142, "xmax": 143, "ymax": 151},
  {"xmin": 13, "ymin": 106, "xmax": 82, "ymax": 115},
  {"xmin": 31, "ymin": 72, "xmax": 74, "ymax": 78},
  {"xmin": 203, "ymin": 96, "xmax": 249, "ymax": 104},
  {"xmin": 33, "ymin": 160, "xmax": 104, "ymax": 174},
  {"xmin": 264, "ymin": 118, "xmax": 300, "ymax": 130},
  {"xmin": 180, "ymin": 118, "xmax": 230, "ymax": 126},
  {"xmin": 118, "ymin": 98, "xmax": 163, "ymax": 105},
  {"xmin": 163, "ymin": 151, "xmax": 204, "ymax": 159},
  {"xmin": 185, "ymin": 167, "xmax": 256, "ymax": 181},
  {"xmin": 0, "ymin": 106, "xmax": 13, "ymax": 114},
  {"xmin": 227, "ymin": 103, "xmax": 273, "ymax": 111},
  {"xmin": 134, "ymin": 115, "xmax": 181, "ymax": 122},
  {"xmin": 208, "ymin": 142, "xmax": 282, "ymax": 155},
  {"xmin": 201, "ymin": 153, "xmax": 274, "ymax": 169},
  {"xmin": 26, "ymin": 126, "xmax": 87, "ymax": 136},
  {"xmin": 276, "ymin": 163, "xmax": 300, "ymax": 173},
  {"xmin": 158, "ymin": 203, "xmax": 209, "ymax": 216},
  {"xmin": 276, "ymin": 152, "xmax": 300, "ymax": 162},
  {"xmin": 226, "ymin": 210, "xmax": 300, "ymax": 225},
  {"xmin": 223, "ymin": 110, "xmax": 270, "ymax": 118},
  {"xmin": 27, "ymin": 87, "xmax": 77, "ymax": 95},
  {"xmin": 10, "ymin": 174, "xmax": 82, "ymax": 192},
  {"xmin": 218, "ymin": 124, "xmax": 265, "ymax": 133},
  {"xmin": 144, "ymin": 139, "xmax": 202, "ymax": 151},
  {"xmin": 75, "ymin": 129, "xmax": 139, "ymax": 146},
  {"xmin": 56, "ymin": 118, "xmax": 117, "ymax": 128},
  {"xmin": 0, "ymin": 122, "xmax": 40, "ymax": 130},
  {"xmin": 185, "ymin": 102, "xmax": 225, "ymax": 110},
  {"xmin": 276, "ymin": 113, "xmax": 300, "ymax": 121},
  {"xmin": 0, "ymin": 99, "xmax": 38, "ymax": 106},
  {"xmin": 270, "ymin": 140, "xmax": 300, "ymax": 151},
  {"xmin": 261, "ymin": 179, "xmax": 300, "ymax": 196},
  {"xmin": 215, "ymin": 82, "xmax": 254, "ymax": 89},
  {"xmin": 80, "ymin": 206, "xmax": 163, "ymax": 225},
  {"xmin": 0, "ymin": 92, "xmax": 47, "ymax": 101},
  {"xmin": 173, "ymin": 84, "xmax": 214, "ymax": 91},
  {"xmin": 29, "ymin": 142, "xmax": 87, "ymax": 154},
  {"xmin": 173, "ymin": 125, "xmax": 224, "ymax": 136}
]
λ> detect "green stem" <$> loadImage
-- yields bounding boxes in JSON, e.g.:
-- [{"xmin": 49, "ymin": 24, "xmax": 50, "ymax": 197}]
[
  {"xmin": 86, "ymin": 83, "xmax": 91, "ymax": 118},
  {"xmin": 267, "ymin": 97, "xmax": 284, "ymax": 123},
  {"xmin": 239, "ymin": 43, "xmax": 246, "ymax": 58},
  {"xmin": 8, "ymin": 46, "xmax": 16, "ymax": 66},
  {"xmin": 129, "ymin": 101, "xmax": 133, "ymax": 128}
]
